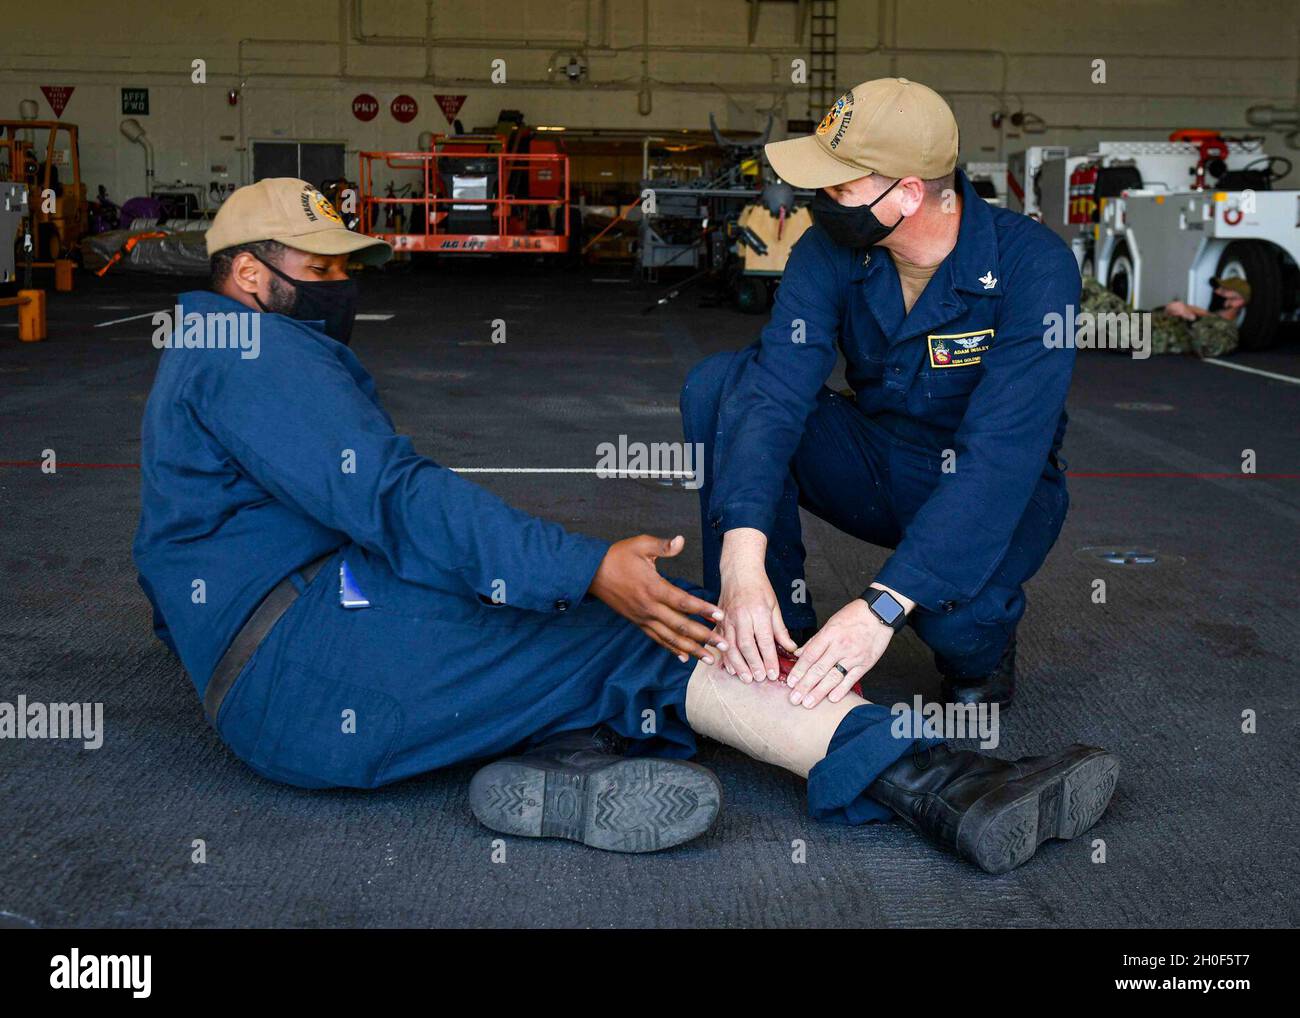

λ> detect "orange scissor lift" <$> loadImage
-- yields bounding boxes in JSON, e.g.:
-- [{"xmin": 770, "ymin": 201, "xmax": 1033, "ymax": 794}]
[{"xmin": 359, "ymin": 133, "xmax": 570, "ymax": 255}]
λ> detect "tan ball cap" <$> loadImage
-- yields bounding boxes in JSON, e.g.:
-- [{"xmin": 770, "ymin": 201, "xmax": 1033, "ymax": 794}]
[
  {"xmin": 1211, "ymin": 276, "xmax": 1251, "ymax": 302},
  {"xmin": 205, "ymin": 177, "xmax": 392, "ymax": 266},
  {"xmin": 765, "ymin": 77, "xmax": 959, "ymax": 189}
]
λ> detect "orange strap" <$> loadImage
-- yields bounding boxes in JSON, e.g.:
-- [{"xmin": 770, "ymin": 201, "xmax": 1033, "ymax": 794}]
[{"xmin": 96, "ymin": 231, "xmax": 168, "ymax": 277}]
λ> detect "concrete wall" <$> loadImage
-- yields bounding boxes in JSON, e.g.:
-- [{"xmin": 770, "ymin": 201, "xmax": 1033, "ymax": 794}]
[{"xmin": 1, "ymin": 0, "xmax": 1297, "ymax": 205}]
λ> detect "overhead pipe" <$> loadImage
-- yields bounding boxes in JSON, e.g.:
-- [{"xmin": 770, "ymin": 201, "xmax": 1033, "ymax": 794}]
[
  {"xmin": 642, "ymin": 135, "xmax": 666, "ymax": 178},
  {"xmin": 351, "ymin": 0, "xmax": 588, "ymax": 54},
  {"xmin": 1246, "ymin": 103, "xmax": 1300, "ymax": 128},
  {"xmin": 1246, "ymin": 103, "xmax": 1300, "ymax": 149},
  {"xmin": 119, "ymin": 118, "xmax": 154, "ymax": 194},
  {"xmin": 638, "ymin": 0, "xmax": 651, "ymax": 116}
]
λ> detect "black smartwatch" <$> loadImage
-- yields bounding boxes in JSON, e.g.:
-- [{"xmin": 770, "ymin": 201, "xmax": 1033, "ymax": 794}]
[{"xmin": 861, "ymin": 587, "xmax": 908, "ymax": 632}]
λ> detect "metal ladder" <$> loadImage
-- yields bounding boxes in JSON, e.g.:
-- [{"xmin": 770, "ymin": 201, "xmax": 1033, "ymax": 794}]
[{"xmin": 808, "ymin": 0, "xmax": 838, "ymax": 120}]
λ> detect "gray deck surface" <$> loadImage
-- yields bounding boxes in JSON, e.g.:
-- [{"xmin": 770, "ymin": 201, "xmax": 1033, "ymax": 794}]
[{"xmin": 1, "ymin": 263, "xmax": 1296, "ymax": 928}]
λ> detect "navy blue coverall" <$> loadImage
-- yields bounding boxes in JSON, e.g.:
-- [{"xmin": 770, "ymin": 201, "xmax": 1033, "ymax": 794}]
[
  {"xmin": 681, "ymin": 171, "xmax": 1080, "ymax": 680},
  {"xmin": 134, "ymin": 290, "xmax": 921, "ymax": 824}
]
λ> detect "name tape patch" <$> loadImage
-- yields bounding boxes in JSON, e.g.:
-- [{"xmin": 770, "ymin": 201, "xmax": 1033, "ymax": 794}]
[{"xmin": 928, "ymin": 329, "xmax": 994, "ymax": 368}]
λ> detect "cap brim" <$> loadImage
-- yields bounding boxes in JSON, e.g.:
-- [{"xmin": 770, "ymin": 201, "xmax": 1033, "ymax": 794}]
[
  {"xmin": 764, "ymin": 135, "xmax": 872, "ymax": 189},
  {"xmin": 275, "ymin": 227, "xmax": 393, "ymax": 266},
  {"xmin": 1210, "ymin": 277, "xmax": 1250, "ymax": 295}
]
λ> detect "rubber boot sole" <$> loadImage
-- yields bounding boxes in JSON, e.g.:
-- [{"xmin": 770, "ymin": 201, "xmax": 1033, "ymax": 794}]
[
  {"xmin": 959, "ymin": 745, "xmax": 1119, "ymax": 874},
  {"xmin": 468, "ymin": 756, "xmax": 723, "ymax": 853},
  {"xmin": 941, "ymin": 681, "xmax": 1015, "ymax": 709}
]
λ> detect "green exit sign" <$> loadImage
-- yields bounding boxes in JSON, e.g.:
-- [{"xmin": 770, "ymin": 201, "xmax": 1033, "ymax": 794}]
[{"xmin": 121, "ymin": 88, "xmax": 149, "ymax": 115}]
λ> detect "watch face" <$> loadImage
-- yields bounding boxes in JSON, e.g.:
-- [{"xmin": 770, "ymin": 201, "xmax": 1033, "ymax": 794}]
[{"xmin": 873, "ymin": 591, "xmax": 905, "ymax": 625}]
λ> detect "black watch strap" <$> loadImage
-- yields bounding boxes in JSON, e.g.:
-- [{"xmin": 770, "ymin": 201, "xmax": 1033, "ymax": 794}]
[{"xmin": 862, "ymin": 587, "xmax": 909, "ymax": 631}]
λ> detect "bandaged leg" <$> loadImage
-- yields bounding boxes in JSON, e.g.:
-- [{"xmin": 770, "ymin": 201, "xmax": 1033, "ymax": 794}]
[
  {"xmin": 681, "ymin": 655, "xmax": 1117, "ymax": 870},
  {"xmin": 684, "ymin": 659, "xmax": 868, "ymax": 779},
  {"xmin": 683, "ymin": 658, "xmax": 937, "ymax": 823}
]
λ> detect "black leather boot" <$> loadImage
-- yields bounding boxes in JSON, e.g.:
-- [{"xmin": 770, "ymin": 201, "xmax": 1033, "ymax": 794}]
[
  {"xmin": 940, "ymin": 633, "xmax": 1017, "ymax": 707},
  {"xmin": 469, "ymin": 727, "xmax": 722, "ymax": 853},
  {"xmin": 868, "ymin": 742, "xmax": 1118, "ymax": 873}
]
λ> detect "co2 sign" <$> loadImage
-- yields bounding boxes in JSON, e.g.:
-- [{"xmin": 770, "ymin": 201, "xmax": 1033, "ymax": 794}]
[
  {"xmin": 351, "ymin": 93, "xmax": 379, "ymax": 122},
  {"xmin": 390, "ymin": 94, "xmax": 419, "ymax": 123}
]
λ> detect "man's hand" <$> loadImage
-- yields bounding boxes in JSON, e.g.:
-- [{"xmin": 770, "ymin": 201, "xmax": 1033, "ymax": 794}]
[
  {"xmin": 717, "ymin": 528, "xmax": 796, "ymax": 683},
  {"xmin": 590, "ymin": 535, "xmax": 727, "ymax": 665},
  {"xmin": 785, "ymin": 589, "xmax": 909, "ymax": 708}
]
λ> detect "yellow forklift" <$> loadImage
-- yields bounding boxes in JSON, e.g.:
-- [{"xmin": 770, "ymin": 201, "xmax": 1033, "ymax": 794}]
[
  {"xmin": 0, "ymin": 120, "xmax": 85, "ymax": 338},
  {"xmin": 0, "ymin": 119, "xmax": 89, "ymax": 263}
]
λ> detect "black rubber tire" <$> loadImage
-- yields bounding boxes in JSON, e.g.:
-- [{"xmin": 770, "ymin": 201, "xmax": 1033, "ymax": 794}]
[
  {"xmin": 1216, "ymin": 241, "xmax": 1283, "ymax": 351},
  {"xmin": 734, "ymin": 275, "xmax": 770, "ymax": 314},
  {"xmin": 1106, "ymin": 241, "xmax": 1133, "ymax": 303}
]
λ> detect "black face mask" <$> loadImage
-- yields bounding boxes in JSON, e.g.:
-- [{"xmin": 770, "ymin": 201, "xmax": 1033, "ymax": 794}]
[
  {"xmin": 253, "ymin": 254, "xmax": 360, "ymax": 346},
  {"xmin": 810, "ymin": 178, "xmax": 904, "ymax": 249}
]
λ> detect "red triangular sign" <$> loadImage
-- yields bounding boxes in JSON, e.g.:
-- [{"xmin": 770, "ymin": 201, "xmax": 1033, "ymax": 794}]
[
  {"xmin": 435, "ymin": 95, "xmax": 466, "ymax": 125},
  {"xmin": 40, "ymin": 85, "xmax": 75, "ymax": 118}
]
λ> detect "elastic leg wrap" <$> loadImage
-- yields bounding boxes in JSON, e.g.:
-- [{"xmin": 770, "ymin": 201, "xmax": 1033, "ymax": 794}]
[{"xmin": 684, "ymin": 659, "xmax": 868, "ymax": 779}]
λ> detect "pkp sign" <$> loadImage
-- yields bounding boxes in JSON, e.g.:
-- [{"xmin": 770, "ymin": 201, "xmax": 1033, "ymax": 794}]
[
  {"xmin": 351, "ymin": 93, "xmax": 379, "ymax": 122},
  {"xmin": 390, "ymin": 95, "xmax": 419, "ymax": 123}
]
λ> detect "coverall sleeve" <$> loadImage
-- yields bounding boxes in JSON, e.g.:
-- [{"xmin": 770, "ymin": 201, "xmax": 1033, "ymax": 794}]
[
  {"xmin": 709, "ymin": 230, "xmax": 845, "ymax": 535},
  {"xmin": 191, "ymin": 335, "xmax": 609, "ymax": 612},
  {"xmin": 874, "ymin": 248, "xmax": 1080, "ymax": 611}
]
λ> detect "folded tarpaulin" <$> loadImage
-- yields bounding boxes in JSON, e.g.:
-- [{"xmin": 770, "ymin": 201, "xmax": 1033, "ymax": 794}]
[{"xmin": 82, "ymin": 227, "xmax": 210, "ymax": 277}]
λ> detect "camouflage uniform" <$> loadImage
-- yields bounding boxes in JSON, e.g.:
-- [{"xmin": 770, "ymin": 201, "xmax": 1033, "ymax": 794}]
[
  {"xmin": 1148, "ymin": 310, "xmax": 1192, "ymax": 355},
  {"xmin": 1148, "ymin": 310, "xmax": 1239, "ymax": 357},
  {"xmin": 1080, "ymin": 277, "xmax": 1151, "ymax": 353},
  {"xmin": 1080, "ymin": 277, "xmax": 1239, "ymax": 358},
  {"xmin": 1187, "ymin": 315, "xmax": 1239, "ymax": 358},
  {"xmin": 1081, "ymin": 276, "xmax": 1128, "ymax": 319}
]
